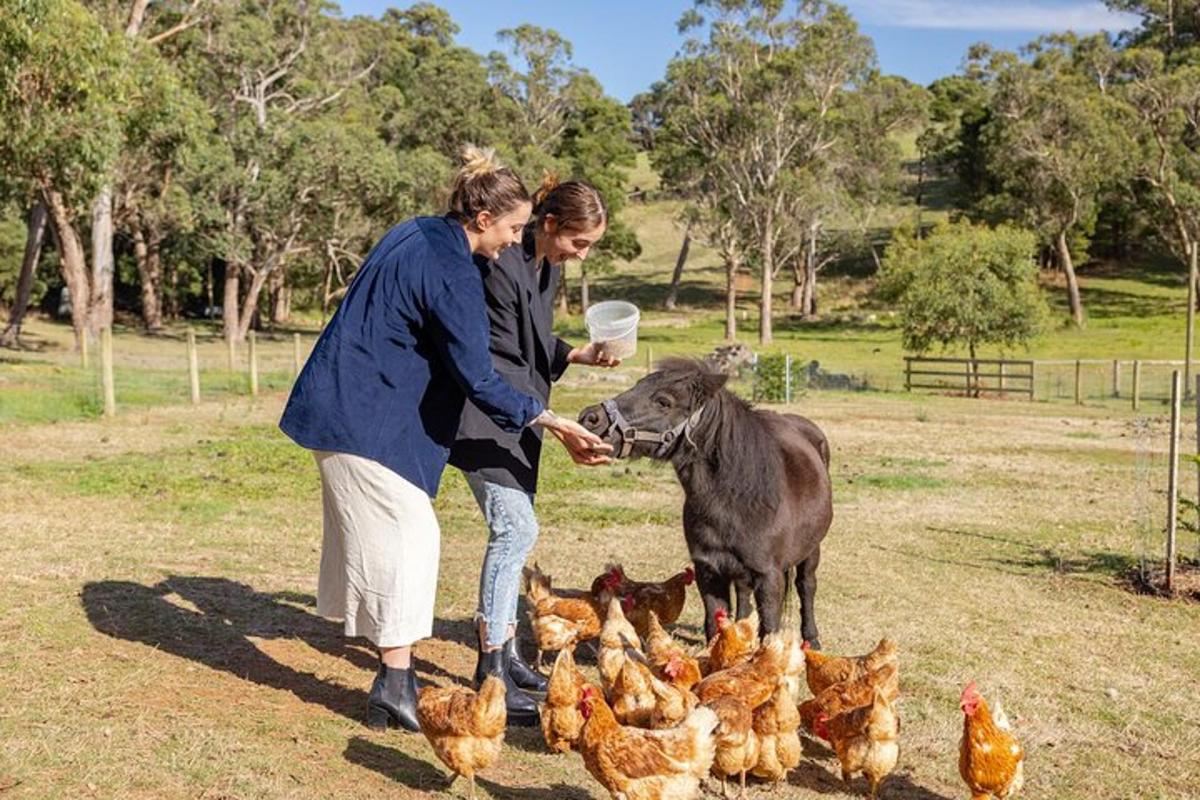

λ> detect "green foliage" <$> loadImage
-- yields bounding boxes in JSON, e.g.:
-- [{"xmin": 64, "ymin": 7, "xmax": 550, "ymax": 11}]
[
  {"xmin": 879, "ymin": 220, "xmax": 1047, "ymax": 357},
  {"xmin": 0, "ymin": 0, "xmax": 129, "ymax": 206}
]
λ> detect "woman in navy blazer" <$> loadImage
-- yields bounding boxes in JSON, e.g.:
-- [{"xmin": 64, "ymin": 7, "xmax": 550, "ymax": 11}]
[
  {"xmin": 449, "ymin": 177, "xmax": 618, "ymax": 725},
  {"xmin": 279, "ymin": 148, "xmax": 610, "ymax": 733}
]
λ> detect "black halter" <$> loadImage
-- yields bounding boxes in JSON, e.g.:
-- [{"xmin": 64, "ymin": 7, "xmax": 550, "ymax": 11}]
[{"xmin": 599, "ymin": 398, "xmax": 707, "ymax": 460}]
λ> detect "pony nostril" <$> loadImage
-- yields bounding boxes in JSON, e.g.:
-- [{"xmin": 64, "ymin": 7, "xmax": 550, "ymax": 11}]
[{"xmin": 583, "ymin": 412, "xmax": 600, "ymax": 428}]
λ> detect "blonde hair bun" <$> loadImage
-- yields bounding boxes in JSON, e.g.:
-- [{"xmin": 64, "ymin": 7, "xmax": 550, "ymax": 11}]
[{"xmin": 459, "ymin": 145, "xmax": 501, "ymax": 179}]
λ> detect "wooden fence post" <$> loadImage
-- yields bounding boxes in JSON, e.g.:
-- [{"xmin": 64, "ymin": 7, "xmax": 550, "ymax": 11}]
[
  {"xmin": 1029, "ymin": 361, "xmax": 1036, "ymax": 401},
  {"xmin": 187, "ymin": 328, "xmax": 200, "ymax": 405},
  {"xmin": 785, "ymin": 353, "xmax": 793, "ymax": 404},
  {"xmin": 646, "ymin": 345, "xmax": 653, "ymax": 375},
  {"xmin": 904, "ymin": 357, "xmax": 911, "ymax": 392},
  {"xmin": 293, "ymin": 332, "xmax": 302, "ymax": 376},
  {"xmin": 80, "ymin": 332, "xmax": 89, "ymax": 369},
  {"xmin": 1112, "ymin": 359, "xmax": 1121, "ymax": 398},
  {"xmin": 1132, "ymin": 360, "xmax": 1142, "ymax": 411},
  {"xmin": 1074, "ymin": 359, "xmax": 1083, "ymax": 405},
  {"xmin": 1188, "ymin": 242, "xmax": 1198, "ymax": 398},
  {"xmin": 101, "ymin": 326, "xmax": 115, "ymax": 417},
  {"xmin": 998, "ymin": 361, "xmax": 1006, "ymax": 394},
  {"xmin": 248, "ymin": 330, "xmax": 259, "ymax": 396},
  {"xmin": 1166, "ymin": 370, "xmax": 1181, "ymax": 593},
  {"xmin": 227, "ymin": 335, "xmax": 236, "ymax": 372}
]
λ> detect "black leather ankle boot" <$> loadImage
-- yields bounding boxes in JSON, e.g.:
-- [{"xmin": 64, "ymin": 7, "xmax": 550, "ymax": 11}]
[
  {"xmin": 366, "ymin": 663, "xmax": 420, "ymax": 733},
  {"xmin": 504, "ymin": 638, "xmax": 548, "ymax": 693},
  {"xmin": 474, "ymin": 648, "xmax": 539, "ymax": 727}
]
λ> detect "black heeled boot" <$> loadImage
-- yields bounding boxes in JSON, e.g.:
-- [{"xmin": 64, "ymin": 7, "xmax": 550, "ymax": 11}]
[
  {"xmin": 504, "ymin": 638, "xmax": 548, "ymax": 693},
  {"xmin": 366, "ymin": 662, "xmax": 421, "ymax": 733},
  {"xmin": 474, "ymin": 648, "xmax": 539, "ymax": 727}
]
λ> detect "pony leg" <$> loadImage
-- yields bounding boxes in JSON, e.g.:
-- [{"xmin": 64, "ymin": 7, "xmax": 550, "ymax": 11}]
[
  {"xmin": 734, "ymin": 581, "xmax": 753, "ymax": 621},
  {"xmin": 693, "ymin": 560, "xmax": 731, "ymax": 641},
  {"xmin": 796, "ymin": 546, "xmax": 822, "ymax": 648},
  {"xmin": 753, "ymin": 568, "xmax": 786, "ymax": 637}
]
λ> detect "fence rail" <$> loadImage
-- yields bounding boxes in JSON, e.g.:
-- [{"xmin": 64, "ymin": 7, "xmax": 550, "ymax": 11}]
[
  {"xmin": 905, "ymin": 356, "xmax": 1200, "ymax": 407},
  {"xmin": 904, "ymin": 356, "xmax": 1034, "ymax": 399}
]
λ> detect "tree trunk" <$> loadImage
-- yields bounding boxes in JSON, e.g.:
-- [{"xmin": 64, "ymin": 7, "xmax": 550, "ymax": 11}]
[
  {"xmin": 789, "ymin": 260, "xmax": 804, "ymax": 309},
  {"xmin": 269, "ymin": 269, "xmax": 290, "ymax": 326},
  {"xmin": 557, "ymin": 272, "xmax": 569, "ymax": 315},
  {"xmin": 801, "ymin": 231, "xmax": 818, "ymax": 318},
  {"xmin": 725, "ymin": 253, "xmax": 739, "ymax": 342},
  {"xmin": 1057, "ymin": 230, "xmax": 1084, "ymax": 327},
  {"xmin": 664, "ymin": 230, "xmax": 691, "ymax": 310},
  {"xmin": 132, "ymin": 226, "xmax": 164, "ymax": 332},
  {"xmin": 759, "ymin": 212, "xmax": 775, "ymax": 345},
  {"xmin": 223, "ymin": 262, "xmax": 241, "ymax": 342},
  {"xmin": 580, "ymin": 264, "xmax": 590, "ymax": 313},
  {"xmin": 164, "ymin": 257, "xmax": 181, "ymax": 320},
  {"xmin": 42, "ymin": 189, "xmax": 92, "ymax": 350},
  {"xmin": 237, "ymin": 268, "xmax": 271, "ymax": 341},
  {"xmin": 0, "ymin": 202, "xmax": 48, "ymax": 347},
  {"xmin": 89, "ymin": 185, "xmax": 115, "ymax": 335}
]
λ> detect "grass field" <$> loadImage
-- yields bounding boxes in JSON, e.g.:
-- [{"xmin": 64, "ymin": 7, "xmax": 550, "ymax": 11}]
[
  {"xmin": 3, "ymin": 181, "xmax": 1200, "ymax": 799},
  {"xmin": 2, "ymin": 380, "xmax": 1199, "ymax": 799}
]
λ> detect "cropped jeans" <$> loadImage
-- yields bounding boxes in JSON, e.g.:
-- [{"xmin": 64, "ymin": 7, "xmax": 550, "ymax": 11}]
[{"xmin": 465, "ymin": 474, "xmax": 540, "ymax": 649}]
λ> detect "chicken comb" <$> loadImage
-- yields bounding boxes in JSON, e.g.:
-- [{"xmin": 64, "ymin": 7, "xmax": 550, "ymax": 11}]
[
  {"xmin": 713, "ymin": 607, "xmax": 728, "ymax": 623},
  {"xmin": 682, "ymin": 566, "xmax": 695, "ymax": 585}
]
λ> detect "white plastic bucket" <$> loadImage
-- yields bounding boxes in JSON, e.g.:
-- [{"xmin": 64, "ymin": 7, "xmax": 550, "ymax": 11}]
[{"xmin": 585, "ymin": 300, "xmax": 640, "ymax": 361}]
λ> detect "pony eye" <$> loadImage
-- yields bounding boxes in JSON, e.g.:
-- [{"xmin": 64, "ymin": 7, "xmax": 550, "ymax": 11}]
[{"xmin": 654, "ymin": 395, "xmax": 672, "ymax": 410}]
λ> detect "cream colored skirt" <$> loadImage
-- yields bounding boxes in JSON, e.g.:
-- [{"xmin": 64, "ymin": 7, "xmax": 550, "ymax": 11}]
[{"xmin": 313, "ymin": 451, "xmax": 441, "ymax": 648}]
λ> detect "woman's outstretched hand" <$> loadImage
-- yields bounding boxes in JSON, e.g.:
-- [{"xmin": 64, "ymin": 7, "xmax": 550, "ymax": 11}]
[
  {"xmin": 568, "ymin": 341, "xmax": 621, "ymax": 368},
  {"xmin": 534, "ymin": 410, "xmax": 613, "ymax": 466}
]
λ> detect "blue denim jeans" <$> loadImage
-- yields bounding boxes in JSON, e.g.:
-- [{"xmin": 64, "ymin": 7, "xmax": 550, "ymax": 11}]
[{"xmin": 465, "ymin": 474, "xmax": 540, "ymax": 648}]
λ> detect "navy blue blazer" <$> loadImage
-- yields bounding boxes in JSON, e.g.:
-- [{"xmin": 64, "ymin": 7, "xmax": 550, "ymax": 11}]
[
  {"xmin": 279, "ymin": 215, "xmax": 544, "ymax": 497},
  {"xmin": 449, "ymin": 231, "xmax": 572, "ymax": 494}
]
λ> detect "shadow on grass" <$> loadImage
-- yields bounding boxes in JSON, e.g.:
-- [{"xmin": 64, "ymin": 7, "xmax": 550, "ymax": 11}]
[
  {"xmin": 345, "ymin": 735, "xmax": 593, "ymax": 799},
  {"xmin": 790, "ymin": 749, "xmax": 953, "ymax": 799},
  {"xmin": 81, "ymin": 576, "xmax": 465, "ymax": 724}
]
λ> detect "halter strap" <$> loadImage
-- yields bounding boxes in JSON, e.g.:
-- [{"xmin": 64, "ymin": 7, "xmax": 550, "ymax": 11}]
[{"xmin": 600, "ymin": 398, "xmax": 707, "ymax": 460}]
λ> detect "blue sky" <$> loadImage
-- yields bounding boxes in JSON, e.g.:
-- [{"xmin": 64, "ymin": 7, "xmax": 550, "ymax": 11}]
[{"xmin": 337, "ymin": 1, "xmax": 1141, "ymax": 101}]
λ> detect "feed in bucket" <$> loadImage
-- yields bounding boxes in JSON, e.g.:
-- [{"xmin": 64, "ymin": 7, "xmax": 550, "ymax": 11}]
[{"xmin": 585, "ymin": 300, "xmax": 640, "ymax": 361}]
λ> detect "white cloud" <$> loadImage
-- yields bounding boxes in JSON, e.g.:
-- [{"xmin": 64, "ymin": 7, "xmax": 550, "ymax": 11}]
[{"xmin": 849, "ymin": 0, "xmax": 1141, "ymax": 32}]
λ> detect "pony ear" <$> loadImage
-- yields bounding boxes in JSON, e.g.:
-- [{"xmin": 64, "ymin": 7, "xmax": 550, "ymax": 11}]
[{"xmin": 700, "ymin": 372, "xmax": 728, "ymax": 397}]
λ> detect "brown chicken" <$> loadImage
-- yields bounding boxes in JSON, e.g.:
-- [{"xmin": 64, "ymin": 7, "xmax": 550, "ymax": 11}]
[
  {"xmin": 749, "ymin": 684, "xmax": 802, "ymax": 784},
  {"xmin": 415, "ymin": 675, "xmax": 506, "ymax": 800},
  {"xmin": 577, "ymin": 684, "xmax": 719, "ymax": 800},
  {"xmin": 648, "ymin": 671, "xmax": 699, "ymax": 730},
  {"xmin": 612, "ymin": 657, "xmax": 658, "ymax": 728},
  {"xmin": 600, "ymin": 564, "xmax": 695, "ymax": 633},
  {"xmin": 801, "ymin": 661, "xmax": 902, "ymax": 740},
  {"xmin": 706, "ymin": 696, "xmax": 760, "ymax": 799},
  {"xmin": 599, "ymin": 595, "xmax": 644, "ymax": 696},
  {"xmin": 820, "ymin": 687, "xmax": 900, "ymax": 799},
  {"xmin": 777, "ymin": 628, "xmax": 808, "ymax": 704},
  {"xmin": 524, "ymin": 564, "xmax": 618, "ymax": 669},
  {"xmin": 645, "ymin": 611, "xmax": 703, "ymax": 691},
  {"xmin": 959, "ymin": 682, "xmax": 1025, "ymax": 800},
  {"xmin": 701, "ymin": 608, "xmax": 758, "ymax": 676},
  {"xmin": 541, "ymin": 647, "xmax": 589, "ymax": 753},
  {"xmin": 803, "ymin": 638, "xmax": 898, "ymax": 698},
  {"xmin": 695, "ymin": 633, "xmax": 790, "ymax": 709}
]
